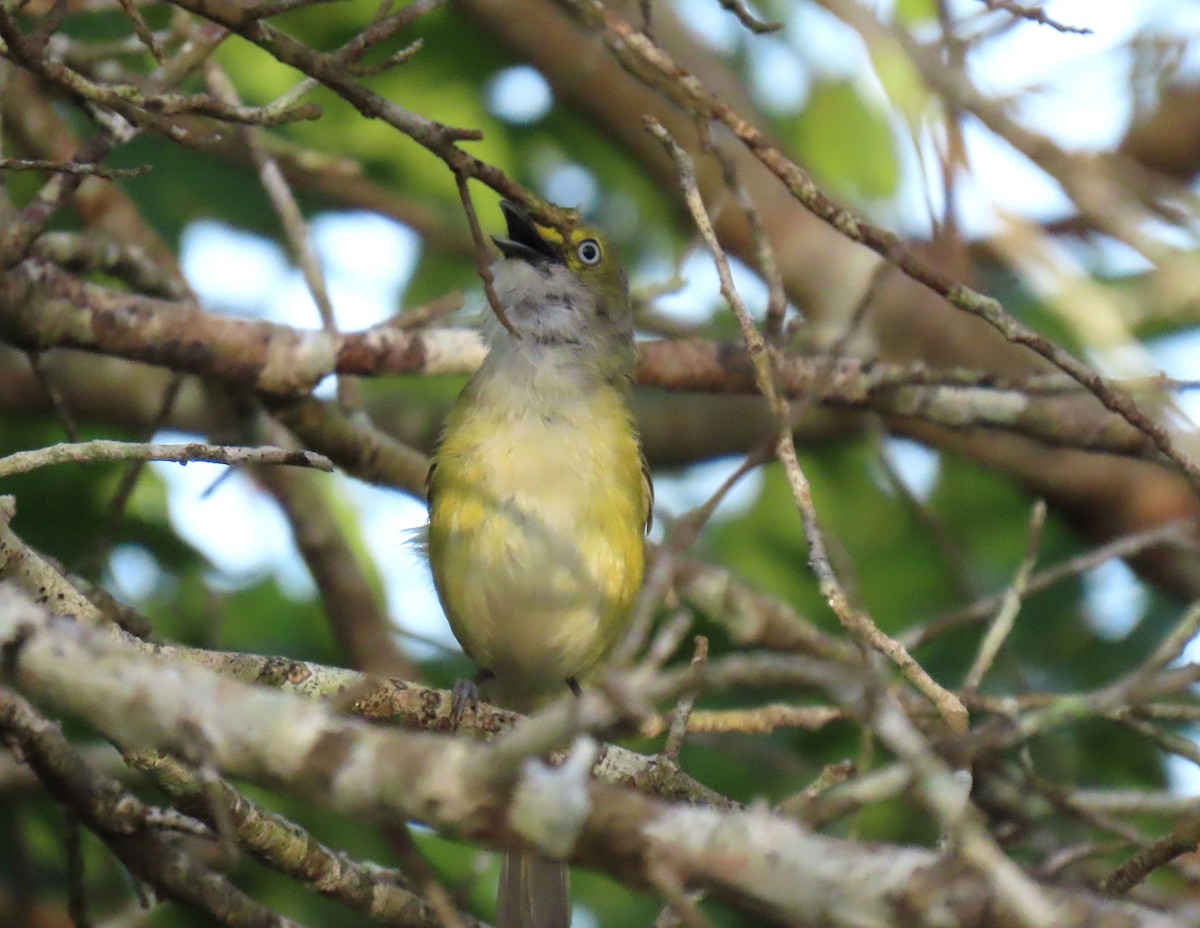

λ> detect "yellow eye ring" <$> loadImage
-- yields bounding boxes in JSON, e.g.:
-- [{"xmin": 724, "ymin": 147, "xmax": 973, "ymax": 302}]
[{"xmin": 576, "ymin": 239, "xmax": 602, "ymax": 266}]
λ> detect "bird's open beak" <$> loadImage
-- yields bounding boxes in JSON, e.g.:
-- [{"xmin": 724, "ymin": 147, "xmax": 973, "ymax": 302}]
[{"xmin": 492, "ymin": 200, "xmax": 560, "ymax": 264}]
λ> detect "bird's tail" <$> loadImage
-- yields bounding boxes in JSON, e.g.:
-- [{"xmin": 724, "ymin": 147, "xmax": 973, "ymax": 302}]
[{"xmin": 497, "ymin": 852, "xmax": 570, "ymax": 928}]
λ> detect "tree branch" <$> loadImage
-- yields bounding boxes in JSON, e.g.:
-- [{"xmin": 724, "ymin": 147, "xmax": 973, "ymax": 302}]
[
  {"xmin": 0, "ymin": 589, "xmax": 1184, "ymax": 928},
  {"xmin": 0, "ymin": 685, "xmax": 302, "ymax": 928},
  {"xmin": 0, "ymin": 259, "xmax": 1180, "ymax": 465},
  {"xmin": 0, "ymin": 440, "xmax": 332, "ymax": 479}
]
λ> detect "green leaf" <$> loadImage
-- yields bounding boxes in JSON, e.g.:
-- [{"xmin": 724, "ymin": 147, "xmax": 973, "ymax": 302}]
[
  {"xmin": 872, "ymin": 44, "xmax": 931, "ymax": 124},
  {"xmin": 894, "ymin": 0, "xmax": 937, "ymax": 26},
  {"xmin": 791, "ymin": 80, "xmax": 900, "ymax": 200}
]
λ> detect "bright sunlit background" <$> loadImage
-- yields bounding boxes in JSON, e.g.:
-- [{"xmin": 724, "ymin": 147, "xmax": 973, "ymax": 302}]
[{"xmin": 107, "ymin": 0, "xmax": 1200, "ymax": 790}]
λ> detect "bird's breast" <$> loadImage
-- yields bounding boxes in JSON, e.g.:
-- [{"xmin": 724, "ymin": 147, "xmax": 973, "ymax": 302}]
[{"xmin": 427, "ymin": 376, "xmax": 646, "ymax": 704}]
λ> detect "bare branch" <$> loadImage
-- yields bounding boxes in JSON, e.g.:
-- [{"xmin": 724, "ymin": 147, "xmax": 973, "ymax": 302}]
[
  {"xmin": 0, "ymin": 158, "xmax": 150, "ymax": 178},
  {"xmin": 455, "ymin": 172, "xmax": 520, "ymax": 338},
  {"xmin": 904, "ymin": 519, "xmax": 1196, "ymax": 651},
  {"xmin": 1101, "ymin": 813, "xmax": 1200, "ymax": 897},
  {"xmin": 714, "ymin": 0, "xmax": 781, "ymax": 35},
  {"xmin": 962, "ymin": 500, "xmax": 1046, "ymax": 692},
  {"xmin": 976, "ymin": 0, "xmax": 1093, "ymax": 36},
  {"xmin": 0, "ymin": 440, "xmax": 332, "ymax": 479}
]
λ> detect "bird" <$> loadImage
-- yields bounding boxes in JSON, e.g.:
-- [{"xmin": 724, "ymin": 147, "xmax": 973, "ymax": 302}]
[{"xmin": 426, "ymin": 199, "xmax": 651, "ymax": 928}]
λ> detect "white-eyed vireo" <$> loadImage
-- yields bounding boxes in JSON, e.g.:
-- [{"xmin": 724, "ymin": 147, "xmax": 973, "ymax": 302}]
[{"xmin": 427, "ymin": 200, "xmax": 651, "ymax": 928}]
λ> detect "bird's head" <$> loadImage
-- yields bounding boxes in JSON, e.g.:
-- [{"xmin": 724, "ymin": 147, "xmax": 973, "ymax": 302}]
[{"xmin": 488, "ymin": 200, "xmax": 634, "ymax": 378}]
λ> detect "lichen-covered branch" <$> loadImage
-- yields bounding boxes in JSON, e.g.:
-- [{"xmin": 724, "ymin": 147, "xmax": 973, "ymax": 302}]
[
  {"xmin": 0, "ymin": 685, "xmax": 303, "ymax": 928},
  {"xmin": 128, "ymin": 749, "xmax": 488, "ymax": 928},
  {"xmin": 0, "ymin": 439, "xmax": 331, "ymax": 479},
  {"xmin": 0, "ymin": 495, "xmax": 732, "ymax": 808},
  {"xmin": 0, "ymin": 590, "xmax": 1183, "ymax": 928}
]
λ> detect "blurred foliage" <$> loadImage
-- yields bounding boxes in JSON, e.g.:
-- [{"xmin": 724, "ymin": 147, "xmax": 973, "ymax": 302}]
[
  {"xmin": 787, "ymin": 79, "xmax": 901, "ymax": 200},
  {"xmin": 0, "ymin": 0, "xmax": 1192, "ymax": 926}
]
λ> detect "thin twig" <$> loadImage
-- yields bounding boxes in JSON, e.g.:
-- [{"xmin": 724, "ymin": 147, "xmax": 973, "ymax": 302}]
[
  {"xmin": 869, "ymin": 700, "xmax": 1059, "ymax": 928},
  {"xmin": 647, "ymin": 862, "xmax": 714, "ymax": 928},
  {"xmin": 875, "ymin": 433, "xmax": 976, "ymax": 603},
  {"xmin": 642, "ymin": 702, "xmax": 843, "ymax": 739},
  {"xmin": 116, "ymin": 0, "xmax": 167, "ymax": 62},
  {"xmin": 0, "ymin": 440, "xmax": 333, "ymax": 479},
  {"xmin": 640, "ymin": 611, "xmax": 695, "ymax": 676},
  {"xmin": 80, "ymin": 375, "xmax": 186, "ymax": 576},
  {"xmin": 387, "ymin": 825, "xmax": 468, "ymax": 928},
  {"xmin": 0, "ymin": 11, "xmax": 320, "ymax": 131},
  {"xmin": 775, "ymin": 760, "xmax": 857, "ymax": 817},
  {"xmin": 0, "ymin": 687, "xmax": 304, "ymax": 928},
  {"xmin": 715, "ymin": 0, "xmax": 782, "ymax": 35},
  {"xmin": 24, "ymin": 351, "xmax": 80, "ymax": 442},
  {"xmin": 0, "ymin": 158, "xmax": 150, "ymax": 178},
  {"xmin": 455, "ymin": 173, "xmax": 520, "ymax": 338},
  {"xmin": 648, "ymin": 116, "xmax": 968, "ymax": 736},
  {"xmin": 196, "ymin": 759, "xmax": 239, "ymax": 866},
  {"xmin": 1121, "ymin": 599, "xmax": 1200, "ymax": 699},
  {"xmin": 1102, "ymin": 809, "xmax": 1200, "ymax": 895},
  {"xmin": 714, "ymin": 149, "xmax": 787, "ymax": 338},
  {"xmin": 1113, "ymin": 713, "xmax": 1200, "ymax": 768},
  {"xmin": 612, "ymin": 447, "xmax": 765, "ymax": 669},
  {"xmin": 661, "ymin": 636, "xmax": 708, "ymax": 762},
  {"xmin": 962, "ymin": 499, "xmax": 1046, "ymax": 692},
  {"xmin": 903, "ymin": 519, "xmax": 1195, "ymax": 650},
  {"xmin": 63, "ymin": 810, "xmax": 92, "ymax": 928},
  {"xmin": 396, "ymin": 291, "xmax": 466, "ymax": 329},
  {"xmin": 977, "ymin": 0, "xmax": 1093, "ymax": 35},
  {"xmin": 792, "ymin": 762, "xmax": 911, "ymax": 828},
  {"xmin": 204, "ymin": 62, "xmax": 361, "ymax": 410},
  {"xmin": 127, "ymin": 748, "xmax": 480, "ymax": 928}
]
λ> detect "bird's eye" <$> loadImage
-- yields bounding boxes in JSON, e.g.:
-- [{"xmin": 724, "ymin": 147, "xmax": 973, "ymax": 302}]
[{"xmin": 576, "ymin": 239, "xmax": 602, "ymax": 266}]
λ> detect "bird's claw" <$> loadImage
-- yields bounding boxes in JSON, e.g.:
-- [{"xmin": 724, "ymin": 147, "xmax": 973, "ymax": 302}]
[{"xmin": 450, "ymin": 669, "xmax": 493, "ymax": 729}]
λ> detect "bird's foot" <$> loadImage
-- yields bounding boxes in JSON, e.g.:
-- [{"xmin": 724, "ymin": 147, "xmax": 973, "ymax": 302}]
[{"xmin": 450, "ymin": 669, "xmax": 494, "ymax": 729}]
